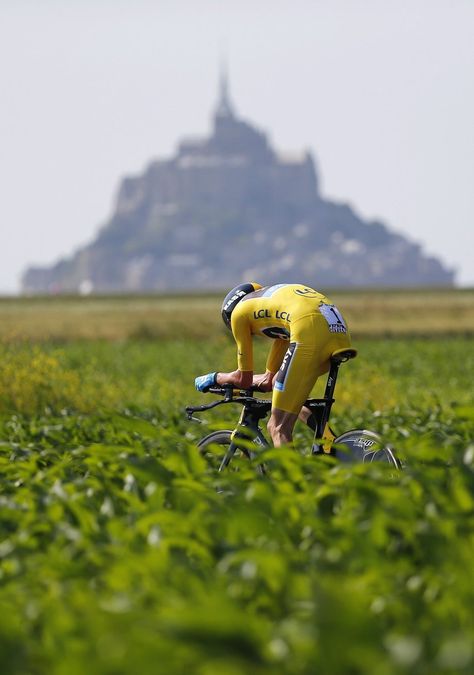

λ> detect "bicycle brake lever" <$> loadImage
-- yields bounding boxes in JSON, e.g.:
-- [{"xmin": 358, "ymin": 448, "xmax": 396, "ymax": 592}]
[{"xmin": 187, "ymin": 414, "xmax": 202, "ymax": 423}]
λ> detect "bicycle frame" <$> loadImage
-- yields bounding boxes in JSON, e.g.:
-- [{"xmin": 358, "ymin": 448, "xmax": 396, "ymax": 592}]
[{"xmin": 186, "ymin": 348, "xmax": 358, "ymax": 467}]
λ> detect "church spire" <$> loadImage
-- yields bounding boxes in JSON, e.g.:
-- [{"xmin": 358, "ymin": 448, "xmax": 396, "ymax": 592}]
[{"xmin": 215, "ymin": 60, "xmax": 235, "ymax": 119}]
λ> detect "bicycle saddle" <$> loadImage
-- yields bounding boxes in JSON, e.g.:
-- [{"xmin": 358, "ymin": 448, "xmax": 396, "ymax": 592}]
[{"xmin": 330, "ymin": 347, "xmax": 358, "ymax": 364}]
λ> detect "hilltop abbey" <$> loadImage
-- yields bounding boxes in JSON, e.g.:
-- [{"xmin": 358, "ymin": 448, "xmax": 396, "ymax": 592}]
[{"xmin": 22, "ymin": 73, "xmax": 453, "ymax": 293}]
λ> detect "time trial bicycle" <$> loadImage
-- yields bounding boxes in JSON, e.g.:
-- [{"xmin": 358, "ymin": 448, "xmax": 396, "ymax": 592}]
[{"xmin": 185, "ymin": 348, "xmax": 401, "ymax": 472}]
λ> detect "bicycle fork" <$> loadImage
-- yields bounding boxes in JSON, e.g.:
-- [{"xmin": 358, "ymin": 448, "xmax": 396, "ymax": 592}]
[{"xmin": 219, "ymin": 407, "xmax": 268, "ymax": 473}]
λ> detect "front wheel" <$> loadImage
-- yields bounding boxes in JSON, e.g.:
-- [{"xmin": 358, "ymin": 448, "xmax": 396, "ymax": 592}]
[
  {"xmin": 197, "ymin": 430, "xmax": 251, "ymax": 472},
  {"xmin": 332, "ymin": 429, "xmax": 402, "ymax": 468}
]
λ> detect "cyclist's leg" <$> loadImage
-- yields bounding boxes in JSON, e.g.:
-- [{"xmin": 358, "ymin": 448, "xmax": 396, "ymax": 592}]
[
  {"xmin": 269, "ymin": 314, "xmax": 351, "ymax": 445},
  {"xmin": 298, "ymin": 312, "xmax": 351, "ymax": 431},
  {"xmin": 298, "ymin": 357, "xmax": 331, "ymax": 430},
  {"xmin": 267, "ymin": 408, "xmax": 298, "ymax": 447},
  {"xmin": 269, "ymin": 340, "xmax": 322, "ymax": 445},
  {"xmin": 299, "ymin": 405, "xmax": 315, "ymax": 428}
]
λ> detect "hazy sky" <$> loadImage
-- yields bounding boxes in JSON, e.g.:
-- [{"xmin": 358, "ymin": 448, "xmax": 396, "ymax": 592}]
[{"xmin": 1, "ymin": 0, "xmax": 473, "ymax": 292}]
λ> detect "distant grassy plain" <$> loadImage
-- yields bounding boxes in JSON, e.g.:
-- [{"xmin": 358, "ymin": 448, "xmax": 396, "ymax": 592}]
[{"xmin": 1, "ymin": 287, "xmax": 473, "ymax": 342}]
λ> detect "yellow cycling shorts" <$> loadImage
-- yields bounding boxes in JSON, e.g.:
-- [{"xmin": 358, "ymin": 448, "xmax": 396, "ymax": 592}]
[{"xmin": 272, "ymin": 313, "xmax": 351, "ymax": 415}]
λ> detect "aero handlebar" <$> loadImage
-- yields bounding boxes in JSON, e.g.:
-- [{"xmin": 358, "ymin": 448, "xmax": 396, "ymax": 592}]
[{"xmin": 185, "ymin": 386, "xmax": 270, "ymax": 420}]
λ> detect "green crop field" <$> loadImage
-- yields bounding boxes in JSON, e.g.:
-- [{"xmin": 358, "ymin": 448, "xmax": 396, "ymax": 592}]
[{"xmin": 0, "ymin": 291, "xmax": 473, "ymax": 674}]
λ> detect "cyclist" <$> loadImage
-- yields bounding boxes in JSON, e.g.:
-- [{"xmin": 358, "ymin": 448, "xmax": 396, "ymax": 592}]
[{"xmin": 195, "ymin": 282, "xmax": 352, "ymax": 447}]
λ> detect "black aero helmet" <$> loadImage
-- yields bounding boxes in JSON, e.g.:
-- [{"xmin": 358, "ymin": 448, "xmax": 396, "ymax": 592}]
[{"xmin": 221, "ymin": 282, "xmax": 262, "ymax": 330}]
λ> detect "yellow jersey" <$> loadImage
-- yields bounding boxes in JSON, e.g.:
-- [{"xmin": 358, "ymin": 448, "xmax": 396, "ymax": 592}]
[{"xmin": 231, "ymin": 283, "xmax": 349, "ymax": 373}]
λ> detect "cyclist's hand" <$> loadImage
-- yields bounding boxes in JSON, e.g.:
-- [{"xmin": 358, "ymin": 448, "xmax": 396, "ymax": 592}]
[
  {"xmin": 195, "ymin": 372, "xmax": 218, "ymax": 392},
  {"xmin": 252, "ymin": 371, "xmax": 274, "ymax": 392}
]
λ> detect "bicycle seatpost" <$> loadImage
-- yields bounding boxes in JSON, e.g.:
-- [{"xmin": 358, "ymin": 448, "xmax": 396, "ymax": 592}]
[{"xmin": 318, "ymin": 358, "xmax": 342, "ymax": 436}]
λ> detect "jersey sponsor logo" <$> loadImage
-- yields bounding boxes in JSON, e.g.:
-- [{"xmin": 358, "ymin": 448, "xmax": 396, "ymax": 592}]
[
  {"xmin": 294, "ymin": 287, "xmax": 319, "ymax": 298},
  {"xmin": 253, "ymin": 309, "xmax": 291, "ymax": 321},
  {"xmin": 253, "ymin": 309, "xmax": 272, "ymax": 319},
  {"xmin": 261, "ymin": 326, "xmax": 290, "ymax": 340},
  {"xmin": 319, "ymin": 303, "xmax": 347, "ymax": 334},
  {"xmin": 274, "ymin": 342, "xmax": 297, "ymax": 391}
]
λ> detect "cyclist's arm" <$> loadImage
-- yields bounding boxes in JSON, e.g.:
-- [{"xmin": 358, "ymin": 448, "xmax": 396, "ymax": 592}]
[
  {"xmin": 252, "ymin": 341, "xmax": 289, "ymax": 392},
  {"xmin": 216, "ymin": 370, "xmax": 253, "ymax": 388},
  {"xmin": 231, "ymin": 307, "xmax": 253, "ymax": 372},
  {"xmin": 266, "ymin": 339, "xmax": 288, "ymax": 373},
  {"xmin": 211, "ymin": 311, "xmax": 254, "ymax": 388}
]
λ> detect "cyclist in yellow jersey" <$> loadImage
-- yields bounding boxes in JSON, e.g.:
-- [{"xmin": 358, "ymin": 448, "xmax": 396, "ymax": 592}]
[{"xmin": 195, "ymin": 282, "xmax": 352, "ymax": 447}]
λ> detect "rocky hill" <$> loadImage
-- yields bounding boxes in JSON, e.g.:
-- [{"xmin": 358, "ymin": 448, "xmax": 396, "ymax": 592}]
[{"xmin": 22, "ymin": 75, "xmax": 454, "ymax": 293}]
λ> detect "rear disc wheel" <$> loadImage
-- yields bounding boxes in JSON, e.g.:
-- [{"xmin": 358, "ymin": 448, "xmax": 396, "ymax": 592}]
[{"xmin": 332, "ymin": 429, "xmax": 401, "ymax": 468}]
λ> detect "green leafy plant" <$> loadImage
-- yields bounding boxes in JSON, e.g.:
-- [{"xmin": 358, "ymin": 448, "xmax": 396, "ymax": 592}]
[{"xmin": 0, "ymin": 336, "xmax": 473, "ymax": 674}]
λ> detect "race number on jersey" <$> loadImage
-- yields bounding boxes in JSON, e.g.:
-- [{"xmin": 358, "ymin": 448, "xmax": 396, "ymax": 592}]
[{"xmin": 319, "ymin": 303, "xmax": 347, "ymax": 334}]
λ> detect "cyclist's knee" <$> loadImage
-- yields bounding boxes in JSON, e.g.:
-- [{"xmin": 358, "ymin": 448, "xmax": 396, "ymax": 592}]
[
  {"xmin": 267, "ymin": 415, "xmax": 279, "ymax": 438},
  {"xmin": 268, "ymin": 410, "xmax": 297, "ymax": 447}
]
